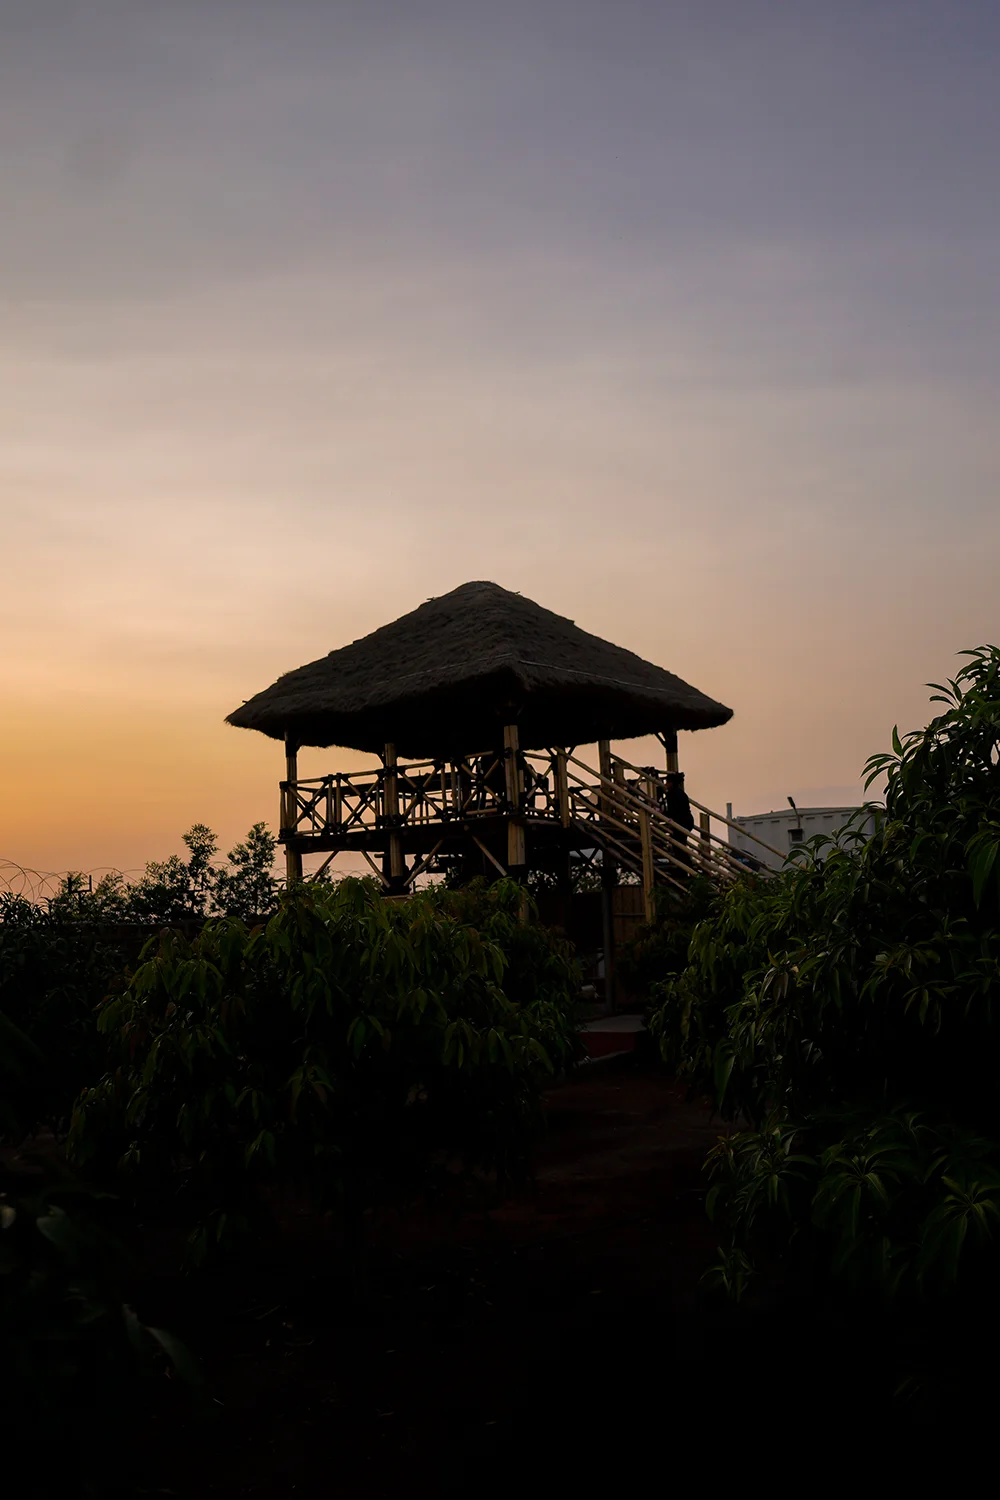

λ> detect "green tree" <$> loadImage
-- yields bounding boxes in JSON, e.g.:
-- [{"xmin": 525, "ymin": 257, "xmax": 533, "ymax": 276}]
[
  {"xmin": 69, "ymin": 877, "xmax": 579, "ymax": 1266},
  {"xmin": 127, "ymin": 824, "xmax": 220, "ymax": 922},
  {"xmin": 0, "ymin": 893, "xmax": 128, "ymax": 1142},
  {"xmin": 213, "ymin": 822, "xmax": 278, "ymax": 922},
  {"xmin": 650, "ymin": 646, "xmax": 1000, "ymax": 1304}
]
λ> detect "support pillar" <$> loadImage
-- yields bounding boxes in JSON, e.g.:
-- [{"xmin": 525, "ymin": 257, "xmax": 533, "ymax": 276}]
[
  {"xmin": 598, "ymin": 738, "xmax": 613, "ymax": 809},
  {"xmin": 639, "ymin": 807, "xmax": 655, "ymax": 923},
  {"xmin": 282, "ymin": 733, "xmax": 303, "ymax": 884},
  {"xmin": 555, "ymin": 749, "xmax": 571, "ymax": 828},
  {"xmin": 383, "ymin": 742, "xmax": 406, "ymax": 893},
  {"xmin": 662, "ymin": 728, "xmax": 679, "ymax": 775},
  {"xmin": 600, "ymin": 854, "xmax": 617, "ymax": 1010},
  {"xmin": 503, "ymin": 723, "xmax": 526, "ymax": 869},
  {"xmin": 597, "ymin": 738, "xmax": 617, "ymax": 1006},
  {"xmin": 699, "ymin": 810, "xmax": 712, "ymax": 873}
]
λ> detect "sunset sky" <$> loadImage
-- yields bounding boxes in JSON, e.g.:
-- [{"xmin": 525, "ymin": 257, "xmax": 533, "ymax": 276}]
[{"xmin": 3, "ymin": 0, "xmax": 999, "ymax": 877}]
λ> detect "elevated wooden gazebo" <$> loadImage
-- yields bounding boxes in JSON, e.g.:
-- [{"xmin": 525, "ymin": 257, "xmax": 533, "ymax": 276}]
[{"xmin": 227, "ymin": 582, "xmax": 774, "ymax": 927}]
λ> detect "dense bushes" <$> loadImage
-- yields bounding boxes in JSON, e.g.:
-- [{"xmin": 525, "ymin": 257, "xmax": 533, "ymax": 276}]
[
  {"xmin": 615, "ymin": 876, "xmax": 720, "ymax": 1003},
  {"xmin": 68, "ymin": 878, "xmax": 579, "ymax": 1261},
  {"xmin": 0, "ymin": 895, "xmax": 129, "ymax": 1142},
  {"xmin": 0, "ymin": 1167, "xmax": 200, "ymax": 1492},
  {"xmin": 650, "ymin": 646, "xmax": 1000, "ymax": 1308},
  {"xmin": 2, "ymin": 868, "xmax": 578, "ymax": 1485},
  {"xmin": 0, "ymin": 824, "xmax": 280, "ymax": 1144},
  {"xmin": 44, "ymin": 822, "xmax": 280, "ymax": 925}
]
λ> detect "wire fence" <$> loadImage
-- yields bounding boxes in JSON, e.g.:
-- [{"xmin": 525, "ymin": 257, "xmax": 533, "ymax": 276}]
[{"xmin": 0, "ymin": 859, "xmax": 144, "ymax": 907}]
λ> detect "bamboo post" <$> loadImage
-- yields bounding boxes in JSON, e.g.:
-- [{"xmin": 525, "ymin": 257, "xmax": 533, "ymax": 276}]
[
  {"xmin": 503, "ymin": 723, "xmax": 526, "ymax": 867},
  {"xmin": 283, "ymin": 733, "xmax": 303, "ymax": 884},
  {"xmin": 383, "ymin": 742, "xmax": 406, "ymax": 889},
  {"xmin": 699, "ymin": 810, "xmax": 711, "ymax": 867},
  {"xmin": 639, "ymin": 807, "xmax": 655, "ymax": 922},
  {"xmin": 662, "ymin": 728, "xmax": 679, "ymax": 776},
  {"xmin": 596, "ymin": 740, "xmax": 618, "ymax": 1005},
  {"xmin": 598, "ymin": 739, "xmax": 613, "ymax": 816},
  {"xmin": 553, "ymin": 747, "xmax": 573, "ymax": 906},
  {"xmin": 555, "ymin": 749, "xmax": 571, "ymax": 828}
]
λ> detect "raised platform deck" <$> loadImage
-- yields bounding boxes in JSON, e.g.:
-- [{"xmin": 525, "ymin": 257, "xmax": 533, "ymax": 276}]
[{"xmin": 279, "ymin": 746, "xmax": 778, "ymax": 903}]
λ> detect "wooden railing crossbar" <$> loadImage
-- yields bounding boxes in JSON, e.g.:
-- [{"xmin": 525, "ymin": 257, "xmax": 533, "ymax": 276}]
[
  {"xmin": 586, "ymin": 821, "xmax": 689, "ymax": 896},
  {"xmin": 567, "ymin": 753, "xmax": 779, "ymax": 875},
  {"xmin": 285, "ymin": 745, "xmax": 776, "ymax": 892},
  {"xmin": 610, "ymin": 752, "xmax": 786, "ymax": 862},
  {"xmin": 565, "ymin": 774, "xmax": 720, "ymax": 885}
]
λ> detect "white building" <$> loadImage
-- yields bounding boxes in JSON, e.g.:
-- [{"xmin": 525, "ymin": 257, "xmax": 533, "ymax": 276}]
[{"xmin": 727, "ymin": 803, "xmax": 880, "ymax": 872}]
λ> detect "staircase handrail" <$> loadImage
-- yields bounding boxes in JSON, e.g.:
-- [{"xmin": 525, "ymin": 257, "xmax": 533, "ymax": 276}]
[
  {"xmin": 565, "ymin": 754, "xmax": 774, "ymax": 880},
  {"xmin": 564, "ymin": 759, "xmax": 740, "ymax": 884},
  {"xmin": 608, "ymin": 752, "xmax": 787, "ymax": 863}
]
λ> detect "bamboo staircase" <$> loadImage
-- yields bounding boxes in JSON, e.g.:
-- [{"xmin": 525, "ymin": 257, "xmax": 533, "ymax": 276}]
[{"xmin": 559, "ymin": 751, "xmax": 781, "ymax": 917}]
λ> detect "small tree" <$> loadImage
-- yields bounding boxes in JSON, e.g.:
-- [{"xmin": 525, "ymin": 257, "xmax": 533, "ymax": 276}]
[
  {"xmin": 69, "ymin": 877, "xmax": 579, "ymax": 1266},
  {"xmin": 127, "ymin": 825, "xmax": 220, "ymax": 922},
  {"xmin": 213, "ymin": 823, "xmax": 278, "ymax": 923},
  {"xmin": 650, "ymin": 646, "xmax": 1000, "ymax": 1307}
]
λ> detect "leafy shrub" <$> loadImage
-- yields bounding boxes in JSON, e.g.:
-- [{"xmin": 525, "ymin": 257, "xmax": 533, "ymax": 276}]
[
  {"xmin": 650, "ymin": 646, "xmax": 1000, "ymax": 1301},
  {"xmin": 124, "ymin": 823, "xmax": 222, "ymax": 922},
  {"xmin": 0, "ymin": 825, "xmax": 280, "ymax": 1147},
  {"xmin": 34, "ymin": 823, "xmax": 280, "ymax": 927},
  {"xmin": 425, "ymin": 878, "xmax": 580, "ymax": 1058},
  {"xmin": 211, "ymin": 822, "xmax": 279, "ymax": 922},
  {"xmin": 69, "ymin": 878, "xmax": 578, "ymax": 1262},
  {"xmin": 0, "ymin": 1164, "xmax": 200, "ymax": 1494},
  {"xmin": 126, "ymin": 822, "xmax": 279, "ymax": 923},
  {"xmin": 615, "ymin": 875, "xmax": 719, "ymax": 1004},
  {"xmin": 0, "ymin": 894, "xmax": 128, "ymax": 1143}
]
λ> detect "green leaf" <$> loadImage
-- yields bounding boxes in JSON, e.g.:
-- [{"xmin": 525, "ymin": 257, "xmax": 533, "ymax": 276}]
[
  {"xmin": 970, "ymin": 839, "xmax": 999, "ymax": 908},
  {"xmin": 713, "ymin": 1042, "xmax": 736, "ymax": 1105}
]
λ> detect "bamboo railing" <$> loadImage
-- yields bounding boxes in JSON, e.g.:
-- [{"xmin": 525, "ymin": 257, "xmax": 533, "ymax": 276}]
[{"xmin": 281, "ymin": 745, "xmax": 783, "ymax": 902}]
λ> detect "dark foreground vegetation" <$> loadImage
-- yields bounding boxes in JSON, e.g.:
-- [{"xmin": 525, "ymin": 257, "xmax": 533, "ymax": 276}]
[
  {"xmin": 3, "ymin": 646, "xmax": 1000, "ymax": 1493},
  {"xmin": 2, "ymin": 875, "xmax": 580, "ymax": 1493},
  {"xmin": 651, "ymin": 645, "xmax": 1000, "ymax": 1412}
]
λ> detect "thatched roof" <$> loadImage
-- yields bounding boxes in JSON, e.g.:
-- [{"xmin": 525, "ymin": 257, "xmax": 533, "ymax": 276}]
[{"xmin": 226, "ymin": 581, "xmax": 733, "ymax": 756}]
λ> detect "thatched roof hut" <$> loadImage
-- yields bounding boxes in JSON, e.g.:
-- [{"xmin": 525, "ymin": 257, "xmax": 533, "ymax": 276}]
[{"xmin": 226, "ymin": 581, "xmax": 732, "ymax": 757}]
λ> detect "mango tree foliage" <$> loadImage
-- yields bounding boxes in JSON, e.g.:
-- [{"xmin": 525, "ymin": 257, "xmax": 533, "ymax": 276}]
[
  {"xmin": 650, "ymin": 645, "xmax": 1000, "ymax": 1299},
  {"xmin": 69, "ymin": 877, "xmax": 579, "ymax": 1260}
]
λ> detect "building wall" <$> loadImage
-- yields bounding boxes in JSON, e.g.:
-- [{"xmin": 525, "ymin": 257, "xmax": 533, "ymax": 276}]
[{"xmin": 729, "ymin": 806, "xmax": 879, "ymax": 871}]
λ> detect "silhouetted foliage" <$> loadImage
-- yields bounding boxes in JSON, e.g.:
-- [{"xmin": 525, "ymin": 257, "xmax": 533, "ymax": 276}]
[
  {"xmin": 616, "ymin": 875, "xmax": 719, "ymax": 1001},
  {"xmin": 33, "ymin": 822, "xmax": 280, "ymax": 927},
  {"xmin": 0, "ymin": 1164, "xmax": 202, "ymax": 1493},
  {"xmin": 212, "ymin": 822, "xmax": 278, "ymax": 923},
  {"xmin": 69, "ymin": 878, "xmax": 578, "ymax": 1266},
  {"xmin": 0, "ymin": 824, "xmax": 282, "ymax": 1144},
  {"xmin": 0, "ymin": 893, "xmax": 128, "ymax": 1141},
  {"xmin": 428, "ymin": 877, "xmax": 581, "ymax": 1027},
  {"xmin": 125, "ymin": 823, "xmax": 221, "ymax": 922},
  {"xmin": 650, "ymin": 646, "xmax": 1000, "ymax": 1315}
]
